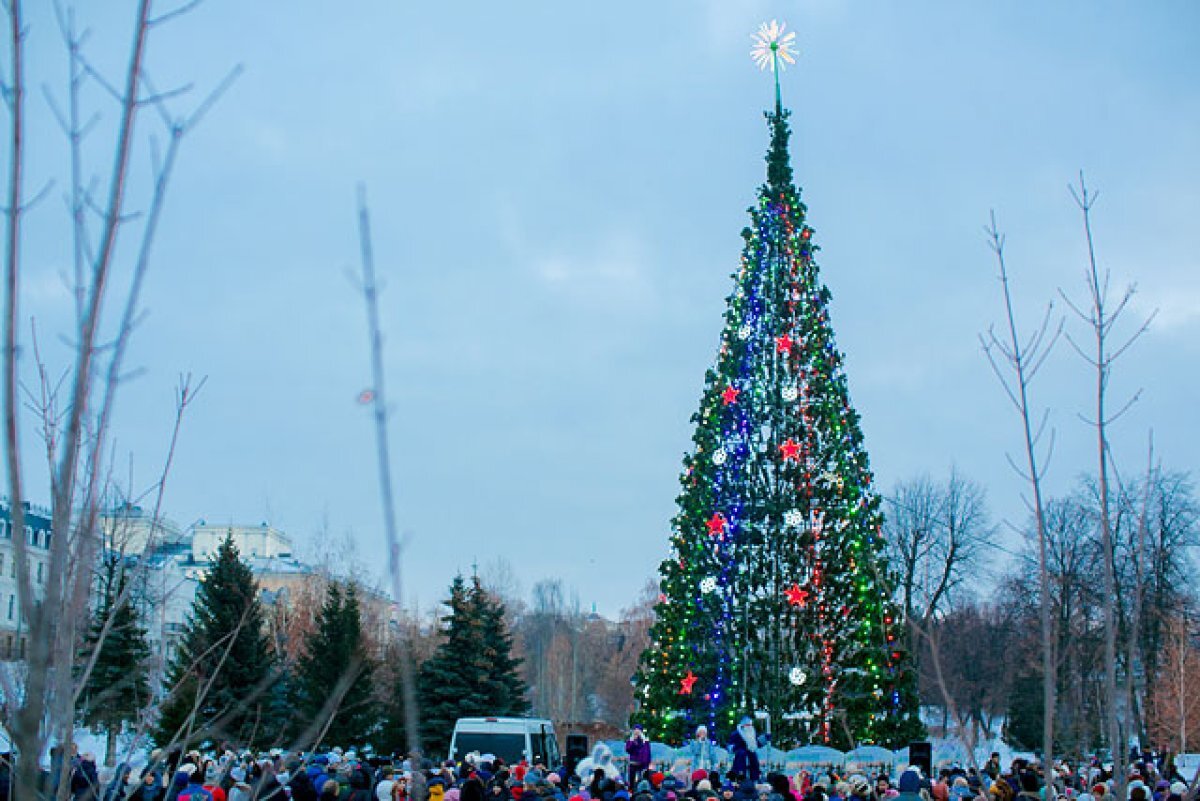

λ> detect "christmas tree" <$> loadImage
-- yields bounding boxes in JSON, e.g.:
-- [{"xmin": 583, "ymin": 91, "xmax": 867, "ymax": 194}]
[
  {"xmin": 291, "ymin": 580, "xmax": 379, "ymax": 748},
  {"xmin": 78, "ymin": 555, "xmax": 152, "ymax": 764},
  {"xmin": 153, "ymin": 534, "xmax": 278, "ymax": 749},
  {"xmin": 632, "ymin": 22, "xmax": 920, "ymax": 749}
]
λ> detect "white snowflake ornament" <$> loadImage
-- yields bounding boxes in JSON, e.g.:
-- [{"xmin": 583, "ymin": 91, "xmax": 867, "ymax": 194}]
[
  {"xmin": 700, "ymin": 577, "xmax": 718, "ymax": 594},
  {"xmin": 784, "ymin": 509, "xmax": 803, "ymax": 527},
  {"xmin": 751, "ymin": 20, "xmax": 798, "ymax": 73},
  {"xmin": 737, "ymin": 323, "xmax": 752, "ymax": 341},
  {"xmin": 782, "ymin": 386, "xmax": 799, "ymax": 402},
  {"xmin": 789, "ymin": 667, "xmax": 807, "ymax": 686},
  {"xmin": 713, "ymin": 448, "xmax": 727, "ymax": 466}
]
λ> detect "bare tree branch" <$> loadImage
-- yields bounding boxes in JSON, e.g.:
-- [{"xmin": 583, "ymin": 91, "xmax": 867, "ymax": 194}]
[
  {"xmin": 354, "ymin": 185, "xmax": 421, "ymax": 761},
  {"xmin": 980, "ymin": 210, "xmax": 1058, "ymax": 795}
]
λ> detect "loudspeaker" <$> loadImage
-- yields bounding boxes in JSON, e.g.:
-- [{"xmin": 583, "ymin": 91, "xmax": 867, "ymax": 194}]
[
  {"xmin": 909, "ymin": 741, "xmax": 932, "ymax": 778},
  {"xmin": 565, "ymin": 734, "xmax": 589, "ymax": 775}
]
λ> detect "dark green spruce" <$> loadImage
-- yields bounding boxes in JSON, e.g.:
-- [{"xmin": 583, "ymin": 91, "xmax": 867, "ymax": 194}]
[
  {"xmin": 291, "ymin": 580, "xmax": 379, "ymax": 748},
  {"xmin": 78, "ymin": 555, "xmax": 152, "ymax": 765},
  {"xmin": 417, "ymin": 575, "xmax": 528, "ymax": 756},
  {"xmin": 153, "ymin": 534, "xmax": 278, "ymax": 749}
]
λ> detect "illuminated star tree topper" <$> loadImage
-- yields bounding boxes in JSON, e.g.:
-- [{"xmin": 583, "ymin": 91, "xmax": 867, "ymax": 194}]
[{"xmin": 750, "ymin": 19, "xmax": 798, "ymax": 110}]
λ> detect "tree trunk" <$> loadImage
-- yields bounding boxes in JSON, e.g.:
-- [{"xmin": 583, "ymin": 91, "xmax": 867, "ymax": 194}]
[{"xmin": 106, "ymin": 727, "xmax": 118, "ymax": 768}]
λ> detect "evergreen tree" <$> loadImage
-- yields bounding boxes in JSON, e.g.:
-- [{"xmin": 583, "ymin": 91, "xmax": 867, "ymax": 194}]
[
  {"xmin": 418, "ymin": 576, "xmax": 487, "ymax": 756},
  {"xmin": 632, "ymin": 35, "xmax": 921, "ymax": 748},
  {"xmin": 153, "ymin": 534, "xmax": 277, "ymax": 748},
  {"xmin": 291, "ymin": 580, "xmax": 379, "ymax": 748},
  {"xmin": 1004, "ymin": 667, "xmax": 1044, "ymax": 752},
  {"xmin": 79, "ymin": 555, "xmax": 151, "ymax": 765},
  {"xmin": 472, "ymin": 576, "xmax": 529, "ymax": 715},
  {"xmin": 417, "ymin": 575, "xmax": 528, "ymax": 756}
]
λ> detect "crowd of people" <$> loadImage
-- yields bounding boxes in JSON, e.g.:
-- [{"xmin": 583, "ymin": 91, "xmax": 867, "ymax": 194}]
[{"xmin": 11, "ymin": 738, "xmax": 1194, "ymax": 801}]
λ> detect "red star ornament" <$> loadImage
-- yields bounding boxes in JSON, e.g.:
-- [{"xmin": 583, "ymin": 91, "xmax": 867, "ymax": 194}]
[
  {"xmin": 779, "ymin": 438, "xmax": 801, "ymax": 461},
  {"xmin": 721, "ymin": 385, "xmax": 740, "ymax": 405},
  {"xmin": 785, "ymin": 584, "xmax": 810, "ymax": 607},
  {"xmin": 679, "ymin": 670, "xmax": 698, "ymax": 695},
  {"xmin": 775, "ymin": 334, "xmax": 794, "ymax": 354},
  {"xmin": 706, "ymin": 513, "xmax": 726, "ymax": 536}
]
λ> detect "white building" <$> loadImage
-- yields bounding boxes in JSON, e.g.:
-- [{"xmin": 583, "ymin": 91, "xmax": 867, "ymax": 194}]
[
  {"xmin": 190, "ymin": 521, "xmax": 293, "ymax": 562},
  {"xmin": 99, "ymin": 503, "xmax": 186, "ymax": 554},
  {"xmin": 0, "ymin": 500, "xmax": 53, "ymax": 660}
]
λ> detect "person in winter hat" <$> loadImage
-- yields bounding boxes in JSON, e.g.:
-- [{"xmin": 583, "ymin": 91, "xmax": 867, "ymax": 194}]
[
  {"xmin": 131, "ymin": 770, "xmax": 166, "ymax": 801},
  {"xmin": 306, "ymin": 765, "xmax": 330, "ymax": 798},
  {"xmin": 576, "ymin": 747, "xmax": 620, "ymax": 783},
  {"xmin": 287, "ymin": 769, "xmax": 317, "ymax": 801},
  {"xmin": 375, "ymin": 769, "xmax": 397, "ymax": 801},
  {"xmin": 72, "ymin": 754, "xmax": 102, "ymax": 801},
  {"xmin": 202, "ymin": 765, "xmax": 227, "ymax": 801},
  {"xmin": 765, "ymin": 775, "xmax": 795, "ymax": 801},
  {"xmin": 253, "ymin": 761, "xmax": 284, "ymax": 801},
  {"xmin": 989, "ymin": 780, "xmax": 1014, "ymax": 801},
  {"xmin": 318, "ymin": 780, "xmax": 340, "ymax": 801},
  {"xmin": 688, "ymin": 729, "xmax": 716, "ymax": 774},
  {"xmin": 104, "ymin": 763, "xmax": 134, "ymax": 801},
  {"xmin": 626, "ymin": 728, "xmax": 651, "ymax": 789},
  {"xmin": 178, "ymin": 768, "xmax": 213, "ymax": 801},
  {"xmin": 486, "ymin": 774, "xmax": 511, "ymax": 801},
  {"xmin": 460, "ymin": 778, "xmax": 487, "ymax": 801},
  {"xmin": 1014, "ymin": 772, "xmax": 1040, "ymax": 801},
  {"xmin": 166, "ymin": 772, "xmax": 192, "ymax": 801},
  {"xmin": 226, "ymin": 770, "xmax": 252, "ymax": 801},
  {"xmin": 728, "ymin": 719, "xmax": 761, "ymax": 783},
  {"xmin": 894, "ymin": 771, "xmax": 922, "ymax": 801}
]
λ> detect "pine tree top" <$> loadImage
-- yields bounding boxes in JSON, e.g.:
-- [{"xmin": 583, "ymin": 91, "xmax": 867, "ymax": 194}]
[{"xmin": 765, "ymin": 107, "xmax": 794, "ymax": 197}]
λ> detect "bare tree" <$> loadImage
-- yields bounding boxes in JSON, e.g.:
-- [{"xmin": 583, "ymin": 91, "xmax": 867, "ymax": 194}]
[
  {"xmin": 1146, "ymin": 613, "xmax": 1200, "ymax": 754},
  {"xmin": 1136, "ymin": 471, "xmax": 1200, "ymax": 679},
  {"xmin": 981, "ymin": 211, "xmax": 1061, "ymax": 781},
  {"xmin": 885, "ymin": 469, "xmax": 991, "ymax": 637},
  {"xmin": 1059, "ymin": 173, "xmax": 1154, "ymax": 797},
  {"xmin": 353, "ymin": 186, "xmax": 421, "ymax": 764},
  {"xmin": 1, "ymin": 1, "xmax": 234, "ymax": 794}
]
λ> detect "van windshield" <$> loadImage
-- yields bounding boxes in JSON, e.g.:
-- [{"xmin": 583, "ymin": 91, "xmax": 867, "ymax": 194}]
[{"xmin": 454, "ymin": 733, "xmax": 525, "ymax": 763}]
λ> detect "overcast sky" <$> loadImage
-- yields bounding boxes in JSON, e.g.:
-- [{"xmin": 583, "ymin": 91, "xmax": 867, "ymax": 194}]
[{"xmin": 13, "ymin": 2, "xmax": 1199, "ymax": 616}]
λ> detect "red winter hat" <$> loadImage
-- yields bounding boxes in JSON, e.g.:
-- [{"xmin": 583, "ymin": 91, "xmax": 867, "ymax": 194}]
[
  {"xmin": 652, "ymin": 774, "xmax": 665, "ymax": 789},
  {"xmin": 692, "ymin": 771, "xmax": 708, "ymax": 785}
]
